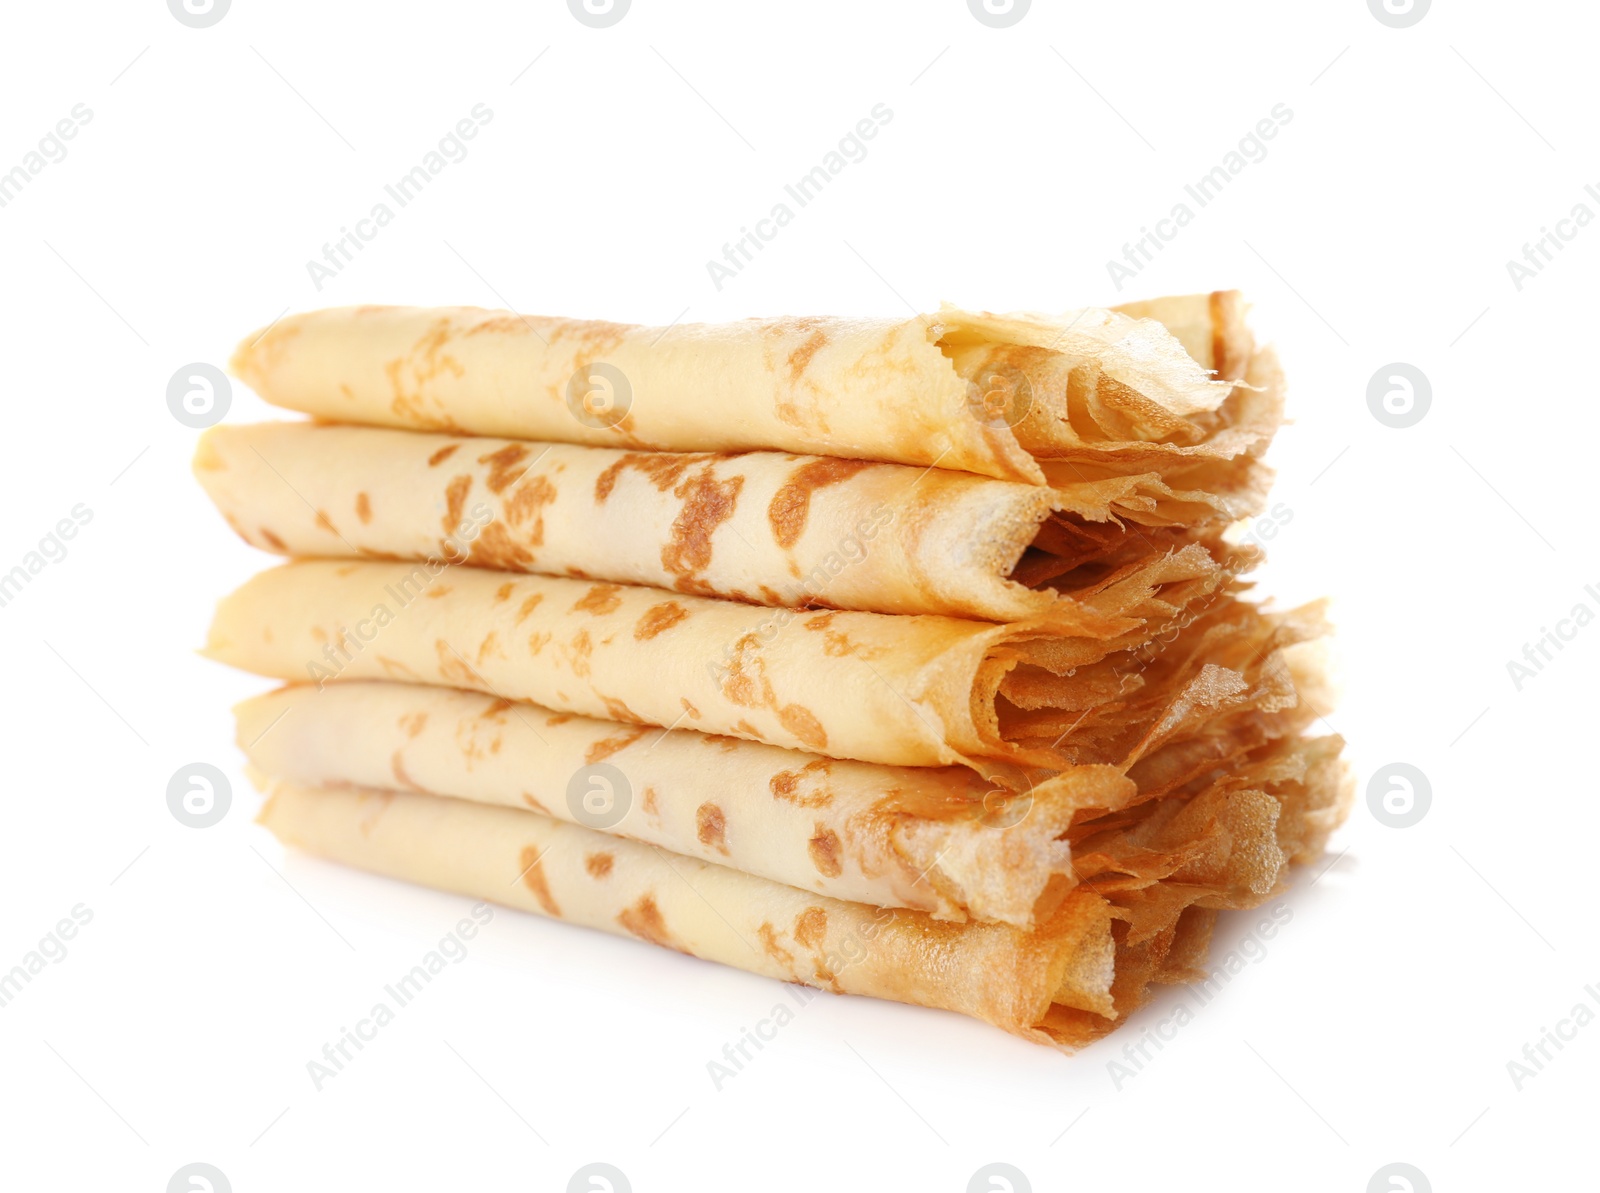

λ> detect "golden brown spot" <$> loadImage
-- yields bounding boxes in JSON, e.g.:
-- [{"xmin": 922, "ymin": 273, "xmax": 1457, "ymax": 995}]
[
  {"xmin": 518, "ymin": 845, "xmax": 561, "ymax": 916},
  {"xmin": 572, "ymin": 583, "xmax": 623, "ymax": 616},
  {"xmin": 674, "ymin": 576, "xmax": 720, "ymax": 598},
  {"xmin": 661, "ymin": 465, "xmax": 744, "ymax": 580},
  {"xmin": 528, "ymin": 630, "xmax": 552, "ymax": 656},
  {"xmin": 757, "ymin": 922, "xmax": 795, "ymax": 968},
  {"xmin": 786, "ymin": 327, "xmax": 828, "ymax": 380},
  {"xmin": 391, "ymin": 750, "xmax": 422, "ymax": 791},
  {"xmin": 480, "ymin": 698, "xmax": 513, "ymax": 719},
  {"xmin": 767, "ymin": 458, "xmax": 872, "ymax": 549},
  {"xmin": 680, "ymin": 698, "xmax": 701, "ymax": 720},
  {"xmin": 616, "ymin": 894, "xmax": 685, "ymax": 953},
  {"xmin": 720, "ymin": 633, "xmax": 766, "ymax": 708},
  {"xmin": 801, "ymin": 611, "xmax": 857, "ymax": 657},
  {"xmin": 399, "ymin": 711, "xmax": 428, "ymax": 739},
  {"xmin": 475, "ymin": 630, "xmax": 501, "ymax": 664},
  {"xmin": 641, "ymin": 785, "xmax": 660, "ymax": 819},
  {"xmin": 584, "ymin": 725, "xmax": 649, "ymax": 765},
  {"xmin": 315, "ymin": 509, "xmax": 337, "ymax": 535},
  {"xmin": 427, "ymin": 443, "xmax": 460, "ymax": 467},
  {"xmin": 467, "ymin": 523, "xmax": 534, "ymax": 572},
  {"xmin": 516, "ymin": 593, "xmax": 545, "ymax": 624},
  {"xmin": 522, "ymin": 792, "xmax": 551, "ymax": 815},
  {"xmin": 778, "ymin": 704, "xmax": 828, "ymax": 750},
  {"xmin": 547, "ymin": 317, "xmax": 631, "ymax": 354},
  {"xmin": 493, "ymin": 581, "xmax": 515, "ymax": 602},
  {"xmin": 435, "ymin": 639, "xmax": 478, "ymax": 686},
  {"xmin": 585, "ymin": 852, "xmax": 614, "ymax": 879},
  {"xmin": 356, "ymin": 790, "xmax": 395, "ymax": 835},
  {"xmin": 568, "ymin": 629, "xmax": 593, "ymax": 677},
  {"xmin": 260, "ymin": 528, "xmax": 287, "ymax": 551},
  {"xmin": 808, "ymin": 824, "xmax": 843, "ymax": 878},
  {"xmin": 478, "ymin": 443, "xmax": 530, "ymax": 494},
  {"xmin": 376, "ymin": 655, "xmax": 422, "ymax": 680},
  {"xmin": 441, "ymin": 475, "xmax": 472, "ymax": 536},
  {"xmin": 601, "ymin": 696, "xmax": 643, "ymax": 723},
  {"xmin": 820, "ymin": 631, "xmax": 856, "ymax": 657},
  {"xmin": 695, "ymin": 802, "xmax": 729, "ymax": 854},
  {"xmin": 464, "ymin": 314, "xmax": 534, "ymax": 337},
  {"xmin": 634, "ymin": 601, "xmax": 689, "ymax": 641},
  {"xmin": 425, "ymin": 585, "xmax": 452, "ymax": 599},
  {"xmin": 593, "ymin": 452, "xmax": 705, "ymax": 502},
  {"xmin": 504, "ymin": 475, "xmax": 558, "ymax": 544},
  {"xmin": 769, "ymin": 759, "xmax": 835, "ymax": 808},
  {"xmin": 733, "ymin": 719, "xmax": 761, "ymax": 738},
  {"xmin": 793, "ymin": 906, "xmax": 828, "ymax": 950},
  {"xmin": 545, "ymin": 712, "xmax": 574, "ymax": 727},
  {"xmin": 386, "ymin": 319, "xmax": 466, "ymax": 427}
]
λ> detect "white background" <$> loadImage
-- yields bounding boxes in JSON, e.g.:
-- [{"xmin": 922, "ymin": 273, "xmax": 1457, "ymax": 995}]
[{"xmin": 0, "ymin": 1, "xmax": 1593, "ymax": 1190}]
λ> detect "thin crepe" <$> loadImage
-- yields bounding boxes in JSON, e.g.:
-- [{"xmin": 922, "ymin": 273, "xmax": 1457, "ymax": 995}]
[
  {"xmin": 235, "ymin": 681, "xmax": 1137, "ymax": 927},
  {"xmin": 204, "ymin": 554, "xmax": 1275, "ymax": 773},
  {"xmin": 230, "ymin": 295, "xmax": 1262, "ymax": 485},
  {"xmin": 194, "ymin": 421, "xmax": 1255, "ymax": 623}
]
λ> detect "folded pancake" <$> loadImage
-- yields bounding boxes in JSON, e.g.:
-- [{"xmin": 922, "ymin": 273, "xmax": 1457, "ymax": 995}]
[
  {"xmin": 229, "ymin": 294, "xmax": 1270, "ymax": 486},
  {"xmin": 254, "ymin": 732, "xmax": 1351, "ymax": 1049},
  {"xmin": 203, "ymin": 557, "xmax": 1316, "ymax": 774},
  {"xmin": 234, "ymin": 681, "xmax": 1139, "ymax": 927},
  {"xmin": 193, "ymin": 420, "xmax": 1259, "ymax": 623}
]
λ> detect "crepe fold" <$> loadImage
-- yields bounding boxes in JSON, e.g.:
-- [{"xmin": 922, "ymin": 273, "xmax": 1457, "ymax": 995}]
[
  {"xmin": 255, "ymin": 725, "xmax": 1351, "ymax": 1049},
  {"xmin": 229, "ymin": 294, "xmax": 1273, "ymax": 487},
  {"xmin": 203, "ymin": 557, "xmax": 1320, "ymax": 774},
  {"xmin": 234, "ymin": 681, "xmax": 1136, "ymax": 928},
  {"xmin": 193, "ymin": 421, "xmax": 1255, "ymax": 623}
]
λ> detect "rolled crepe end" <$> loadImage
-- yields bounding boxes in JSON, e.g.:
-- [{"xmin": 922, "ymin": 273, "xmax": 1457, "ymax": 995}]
[{"xmin": 229, "ymin": 325, "xmax": 277, "ymax": 391}]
